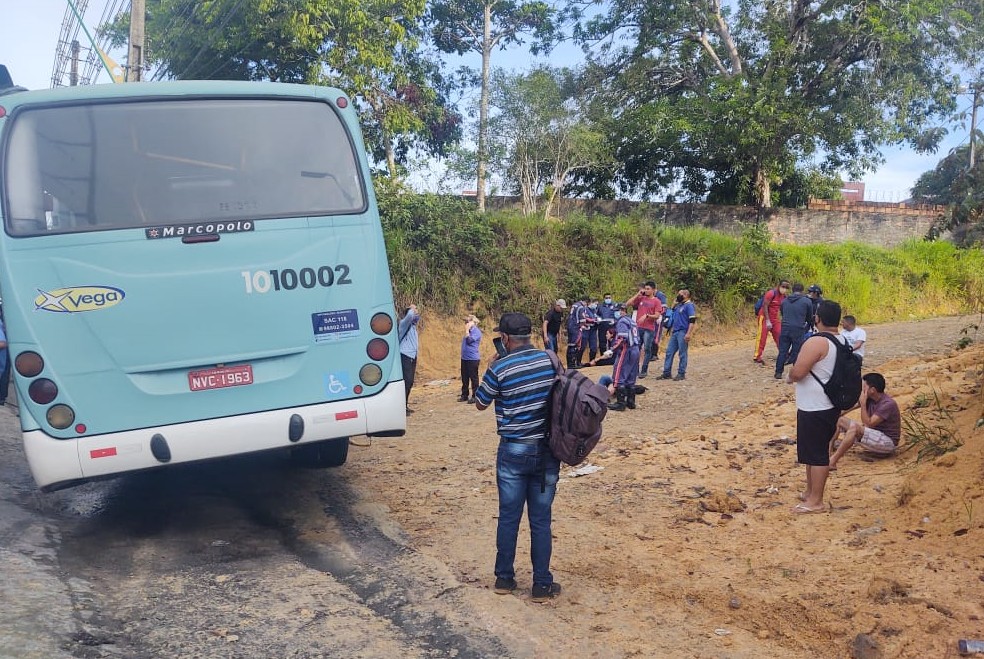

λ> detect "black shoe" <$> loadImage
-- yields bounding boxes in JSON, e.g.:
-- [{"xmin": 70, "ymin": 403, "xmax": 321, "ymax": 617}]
[
  {"xmin": 774, "ymin": 372, "xmax": 782, "ymax": 379},
  {"xmin": 673, "ymin": 374, "xmax": 685, "ymax": 381},
  {"xmin": 638, "ymin": 372, "xmax": 648, "ymax": 379},
  {"xmin": 457, "ymin": 395, "xmax": 469, "ymax": 402},
  {"xmin": 494, "ymin": 577, "xmax": 517, "ymax": 594},
  {"xmin": 531, "ymin": 582, "xmax": 561, "ymax": 602},
  {"xmin": 467, "ymin": 396, "xmax": 476, "ymax": 404},
  {"xmin": 657, "ymin": 373, "xmax": 672, "ymax": 380}
]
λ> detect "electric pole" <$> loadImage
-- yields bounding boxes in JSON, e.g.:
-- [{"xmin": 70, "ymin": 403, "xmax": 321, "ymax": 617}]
[
  {"xmin": 970, "ymin": 83, "xmax": 981, "ymax": 172},
  {"xmin": 127, "ymin": 0, "xmax": 146, "ymax": 82}
]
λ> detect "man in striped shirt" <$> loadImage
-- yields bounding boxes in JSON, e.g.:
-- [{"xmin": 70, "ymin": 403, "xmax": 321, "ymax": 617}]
[{"xmin": 475, "ymin": 312, "xmax": 562, "ymax": 602}]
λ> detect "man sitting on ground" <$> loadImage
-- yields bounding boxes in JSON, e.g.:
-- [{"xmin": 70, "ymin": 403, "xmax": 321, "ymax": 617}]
[{"xmin": 828, "ymin": 373, "xmax": 900, "ymax": 470}]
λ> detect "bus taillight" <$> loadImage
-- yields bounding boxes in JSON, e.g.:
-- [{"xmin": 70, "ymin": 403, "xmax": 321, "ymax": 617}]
[
  {"xmin": 359, "ymin": 364, "xmax": 382, "ymax": 386},
  {"xmin": 28, "ymin": 378, "xmax": 58, "ymax": 404},
  {"xmin": 366, "ymin": 338, "xmax": 389, "ymax": 361},
  {"xmin": 15, "ymin": 351, "xmax": 44, "ymax": 377},
  {"xmin": 370, "ymin": 312, "xmax": 393, "ymax": 335},
  {"xmin": 46, "ymin": 404, "xmax": 75, "ymax": 429}
]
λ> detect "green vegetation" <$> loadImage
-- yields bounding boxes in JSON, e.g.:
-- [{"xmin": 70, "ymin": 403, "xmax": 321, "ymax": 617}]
[{"xmin": 380, "ymin": 188, "xmax": 984, "ymax": 327}]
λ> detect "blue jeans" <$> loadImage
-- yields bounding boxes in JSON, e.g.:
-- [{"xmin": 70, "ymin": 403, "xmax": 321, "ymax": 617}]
[
  {"xmin": 776, "ymin": 328, "xmax": 806, "ymax": 375},
  {"xmin": 638, "ymin": 328, "xmax": 655, "ymax": 373},
  {"xmin": 495, "ymin": 441, "xmax": 560, "ymax": 587},
  {"xmin": 545, "ymin": 332, "xmax": 559, "ymax": 352},
  {"xmin": 662, "ymin": 330, "xmax": 689, "ymax": 377}
]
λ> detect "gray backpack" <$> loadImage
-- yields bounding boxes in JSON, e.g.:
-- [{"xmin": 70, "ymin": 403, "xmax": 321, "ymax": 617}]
[{"xmin": 545, "ymin": 351, "xmax": 610, "ymax": 465}]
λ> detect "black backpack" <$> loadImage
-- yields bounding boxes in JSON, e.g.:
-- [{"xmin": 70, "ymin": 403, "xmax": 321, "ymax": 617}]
[
  {"xmin": 810, "ymin": 332, "xmax": 862, "ymax": 410},
  {"xmin": 545, "ymin": 351, "xmax": 609, "ymax": 465}
]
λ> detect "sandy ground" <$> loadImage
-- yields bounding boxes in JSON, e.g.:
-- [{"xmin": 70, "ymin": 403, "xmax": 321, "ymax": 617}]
[{"xmin": 352, "ymin": 313, "xmax": 984, "ymax": 657}]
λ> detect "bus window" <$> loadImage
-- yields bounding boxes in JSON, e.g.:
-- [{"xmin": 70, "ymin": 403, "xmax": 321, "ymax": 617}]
[{"xmin": 4, "ymin": 98, "xmax": 367, "ymax": 236}]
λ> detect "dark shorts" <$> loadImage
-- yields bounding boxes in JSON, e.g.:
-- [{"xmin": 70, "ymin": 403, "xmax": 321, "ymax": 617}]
[{"xmin": 797, "ymin": 407, "xmax": 841, "ymax": 466}]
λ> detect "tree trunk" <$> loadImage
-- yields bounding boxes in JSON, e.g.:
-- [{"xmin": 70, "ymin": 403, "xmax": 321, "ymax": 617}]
[
  {"xmin": 384, "ymin": 132, "xmax": 397, "ymax": 179},
  {"xmin": 476, "ymin": 3, "xmax": 492, "ymax": 213},
  {"xmin": 754, "ymin": 165, "xmax": 772, "ymax": 208}
]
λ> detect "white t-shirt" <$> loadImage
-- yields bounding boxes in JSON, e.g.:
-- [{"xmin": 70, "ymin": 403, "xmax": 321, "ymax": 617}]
[
  {"xmin": 841, "ymin": 327, "xmax": 866, "ymax": 357},
  {"xmin": 795, "ymin": 333, "xmax": 848, "ymax": 411}
]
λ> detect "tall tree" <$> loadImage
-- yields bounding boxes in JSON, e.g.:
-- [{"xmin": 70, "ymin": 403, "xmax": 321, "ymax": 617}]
[
  {"xmin": 101, "ymin": 0, "xmax": 460, "ymax": 176},
  {"xmin": 489, "ymin": 67, "xmax": 614, "ymax": 217},
  {"xmin": 428, "ymin": 0, "xmax": 557, "ymax": 211},
  {"xmin": 576, "ymin": 0, "xmax": 984, "ymax": 206}
]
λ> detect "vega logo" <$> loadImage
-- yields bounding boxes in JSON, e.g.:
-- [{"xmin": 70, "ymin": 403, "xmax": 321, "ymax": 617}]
[{"xmin": 34, "ymin": 286, "xmax": 126, "ymax": 313}]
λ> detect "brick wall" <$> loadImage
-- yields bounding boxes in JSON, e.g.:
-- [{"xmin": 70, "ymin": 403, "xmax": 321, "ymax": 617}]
[{"xmin": 486, "ymin": 197, "xmax": 944, "ymax": 248}]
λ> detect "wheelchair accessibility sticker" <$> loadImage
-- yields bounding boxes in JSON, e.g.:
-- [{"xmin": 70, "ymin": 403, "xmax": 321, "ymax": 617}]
[{"xmin": 324, "ymin": 372, "xmax": 351, "ymax": 397}]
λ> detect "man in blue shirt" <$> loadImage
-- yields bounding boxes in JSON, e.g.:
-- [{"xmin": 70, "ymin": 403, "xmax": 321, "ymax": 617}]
[
  {"xmin": 398, "ymin": 304, "xmax": 420, "ymax": 414},
  {"xmin": 660, "ymin": 289, "xmax": 697, "ymax": 381},
  {"xmin": 475, "ymin": 312, "xmax": 562, "ymax": 602},
  {"xmin": 604, "ymin": 303, "xmax": 641, "ymax": 411},
  {"xmin": 596, "ymin": 293, "xmax": 617, "ymax": 354}
]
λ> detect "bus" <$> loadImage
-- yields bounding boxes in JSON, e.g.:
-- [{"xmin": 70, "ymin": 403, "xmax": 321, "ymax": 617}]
[{"xmin": 0, "ymin": 69, "xmax": 406, "ymax": 491}]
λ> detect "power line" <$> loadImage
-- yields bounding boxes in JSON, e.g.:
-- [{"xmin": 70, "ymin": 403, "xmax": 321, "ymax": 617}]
[{"xmin": 173, "ymin": 0, "xmax": 247, "ymax": 80}]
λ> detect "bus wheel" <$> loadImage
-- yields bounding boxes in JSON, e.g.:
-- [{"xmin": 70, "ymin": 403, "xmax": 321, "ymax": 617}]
[{"xmin": 291, "ymin": 437, "xmax": 349, "ymax": 468}]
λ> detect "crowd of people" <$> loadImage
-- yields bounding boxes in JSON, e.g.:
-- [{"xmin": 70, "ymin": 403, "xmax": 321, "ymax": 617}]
[{"xmin": 395, "ymin": 277, "xmax": 901, "ymax": 598}]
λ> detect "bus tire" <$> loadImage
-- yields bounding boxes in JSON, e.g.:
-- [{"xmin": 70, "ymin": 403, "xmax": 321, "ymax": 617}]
[{"xmin": 291, "ymin": 437, "xmax": 349, "ymax": 468}]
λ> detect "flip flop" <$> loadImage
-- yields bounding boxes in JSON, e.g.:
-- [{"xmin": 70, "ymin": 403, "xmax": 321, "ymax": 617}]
[{"xmin": 791, "ymin": 503, "xmax": 826, "ymax": 514}]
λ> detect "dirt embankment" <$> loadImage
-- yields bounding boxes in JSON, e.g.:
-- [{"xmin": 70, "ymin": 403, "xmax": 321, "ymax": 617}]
[{"xmin": 362, "ymin": 314, "xmax": 984, "ymax": 657}]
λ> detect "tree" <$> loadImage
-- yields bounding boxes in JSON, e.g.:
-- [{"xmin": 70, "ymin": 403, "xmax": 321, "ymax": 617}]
[
  {"xmin": 912, "ymin": 146, "xmax": 984, "ymax": 242},
  {"xmin": 489, "ymin": 67, "xmax": 614, "ymax": 217},
  {"xmin": 101, "ymin": 0, "xmax": 460, "ymax": 176},
  {"xmin": 576, "ymin": 0, "xmax": 984, "ymax": 207},
  {"xmin": 428, "ymin": 0, "xmax": 557, "ymax": 211}
]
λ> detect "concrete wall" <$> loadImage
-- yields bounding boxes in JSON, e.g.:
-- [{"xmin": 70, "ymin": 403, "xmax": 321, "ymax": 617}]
[{"xmin": 486, "ymin": 197, "xmax": 944, "ymax": 248}]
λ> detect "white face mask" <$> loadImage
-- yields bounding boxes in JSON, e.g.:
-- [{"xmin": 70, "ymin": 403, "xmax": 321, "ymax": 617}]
[
  {"xmin": 604, "ymin": 298, "xmax": 612, "ymax": 303},
  {"xmin": 614, "ymin": 311, "xmax": 624, "ymax": 319}
]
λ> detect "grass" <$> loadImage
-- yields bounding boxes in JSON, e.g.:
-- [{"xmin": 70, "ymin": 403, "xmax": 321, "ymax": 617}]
[
  {"xmin": 899, "ymin": 389, "xmax": 963, "ymax": 464},
  {"xmin": 377, "ymin": 187, "xmax": 984, "ymax": 324}
]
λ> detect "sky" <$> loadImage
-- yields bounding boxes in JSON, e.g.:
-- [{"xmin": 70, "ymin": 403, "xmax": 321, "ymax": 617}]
[{"xmin": 1, "ymin": 0, "xmax": 975, "ymax": 202}]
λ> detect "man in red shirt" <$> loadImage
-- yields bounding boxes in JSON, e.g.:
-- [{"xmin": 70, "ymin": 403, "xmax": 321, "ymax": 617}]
[
  {"xmin": 628, "ymin": 281, "xmax": 664, "ymax": 378},
  {"xmin": 753, "ymin": 279, "xmax": 789, "ymax": 365}
]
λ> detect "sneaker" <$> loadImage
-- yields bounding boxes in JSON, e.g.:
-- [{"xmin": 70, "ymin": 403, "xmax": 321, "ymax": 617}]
[
  {"xmin": 467, "ymin": 397, "xmax": 476, "ymax": 404},
  {"xmin": 531, "ymin": 582, "xmax": 561, "ymax": 602},
  {"xmin": 657, "ymin": 373, "xmax": 672, "ymax": 380},
  {"xmin": 457, "ymin": 395, "xmax": 469, "ymax": 402},
  {"xmin": 673, "ymin": 374, "xmax": 685, "ymax": 381},
  {"xmin": 638, "ymin": 372, "xmax": 648, "ymax": 379},
  {"xmin": 774, "ymin": 372, "xmax": 782, "ymax": 379},
  {"xmin": 494, "ymin": 577, "xmax": 517, "ymax": 594}
]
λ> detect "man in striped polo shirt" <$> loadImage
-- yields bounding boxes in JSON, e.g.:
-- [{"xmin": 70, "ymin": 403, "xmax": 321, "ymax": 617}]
[{"xmin": 475, "ymin": 312, "xmax": 562, "ymax": 603}]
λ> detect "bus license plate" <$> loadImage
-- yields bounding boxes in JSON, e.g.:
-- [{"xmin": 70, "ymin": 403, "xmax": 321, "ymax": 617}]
[{"xmin": 188, "ymin": 365, "xmax": 254, "ymax": 391}]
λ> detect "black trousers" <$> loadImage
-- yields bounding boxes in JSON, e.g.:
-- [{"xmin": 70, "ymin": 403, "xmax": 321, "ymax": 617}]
[
  {"xmin": 401, "ymin": 353, "xmax": 417, "ymax": 405},
  {"xmin": 460, "ymin": 359, "xmax": 480, "ymax": 397}
]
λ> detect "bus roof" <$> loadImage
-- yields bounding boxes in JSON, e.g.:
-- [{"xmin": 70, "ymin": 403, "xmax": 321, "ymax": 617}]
[{"xmin": 0, "ymin": 79, "xmax": 350, "ymax": 105}]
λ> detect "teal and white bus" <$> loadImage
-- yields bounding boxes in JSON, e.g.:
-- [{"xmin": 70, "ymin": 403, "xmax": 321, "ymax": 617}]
[{"xmin": 0, "ymin": 70, "xmax": 406, "ymax": 491}]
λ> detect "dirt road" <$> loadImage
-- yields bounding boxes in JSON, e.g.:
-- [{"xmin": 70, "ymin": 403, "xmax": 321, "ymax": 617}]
[{"xmin": 0, "ymin": 314, "xmax": 981, "ymax": 658}]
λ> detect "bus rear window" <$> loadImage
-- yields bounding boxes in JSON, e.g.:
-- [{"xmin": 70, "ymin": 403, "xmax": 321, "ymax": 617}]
[{"xmin": 3, "ymin": 98, "xmax": 366, "ymax": 236}]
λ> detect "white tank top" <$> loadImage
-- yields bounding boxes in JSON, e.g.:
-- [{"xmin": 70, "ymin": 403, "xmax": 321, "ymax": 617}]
[{"xmin": 795, "ymin": 333, "xmax": 846, "ymax": 411}]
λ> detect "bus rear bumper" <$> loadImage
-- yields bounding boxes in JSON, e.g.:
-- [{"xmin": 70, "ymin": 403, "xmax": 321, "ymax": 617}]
[{"xmin": 23, "ymin": 381, "xmax": 407, "ymax": 490}]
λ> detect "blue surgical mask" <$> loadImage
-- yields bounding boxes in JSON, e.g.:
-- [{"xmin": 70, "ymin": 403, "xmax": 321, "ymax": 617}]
[
  {"xmin": 589, "ymin": 303, "xmax": 597, "ymax": 310},
  {"xmin": 614, "ymin": 311, "xmax": 624, "ymax": 319},
  {"xmin": 604, "ymin": 297, "xmax": 612, "ymax": 303}
]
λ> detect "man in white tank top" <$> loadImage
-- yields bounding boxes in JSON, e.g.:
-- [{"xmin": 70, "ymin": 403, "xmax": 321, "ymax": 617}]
[{"xmin": 785, "ymin": 299, "xmax": 847, "ymax": 513}]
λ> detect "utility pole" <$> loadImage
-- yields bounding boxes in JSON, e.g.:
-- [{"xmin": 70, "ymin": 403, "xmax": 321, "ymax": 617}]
[
  {"xmin": 970, "ymin": 83, "xmax": 981, "ymax": 172},
  {"xmin": 127, "ymin": 0, "xmax": 146, "ymax": 82}
]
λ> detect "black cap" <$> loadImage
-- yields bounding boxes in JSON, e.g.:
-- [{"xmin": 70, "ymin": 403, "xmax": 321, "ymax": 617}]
[
  {"xmin": 494, "ymin": 312, "xmax": 532, "ymax": 335},
  {"xmin": 808, "ymin": 284, "xmax": 823, "ymax": 294}
]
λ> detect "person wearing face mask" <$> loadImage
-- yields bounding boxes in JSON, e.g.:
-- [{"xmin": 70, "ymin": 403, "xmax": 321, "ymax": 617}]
[
  {"xmin": 577, "ymin": 299, "xmax": 601, "ymax": 365},
  {"xmin": 753, "ymin": 280, "xmax": 790, "ymax": 366},
  {"xmin": 659, "ymin": 290, "xmax": 697, "ymax": 381},
  {"xmin": 596, "ymin": 293, "xmax": 617, "ymax": 355},
  {"xmin": 603, "ymin": 303, "xmax": 641, "ymax": 410}
]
